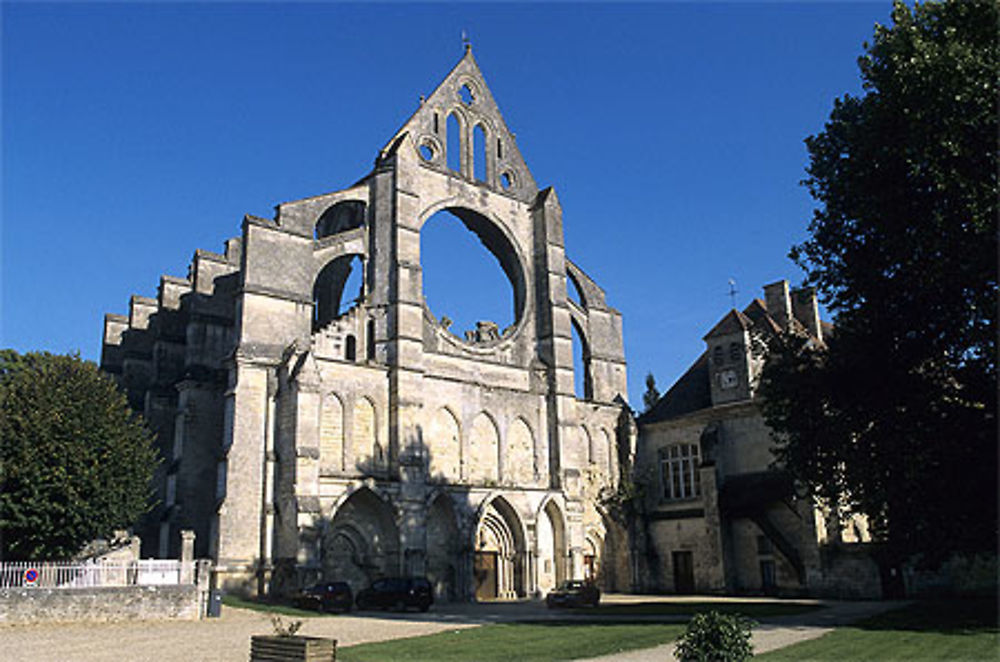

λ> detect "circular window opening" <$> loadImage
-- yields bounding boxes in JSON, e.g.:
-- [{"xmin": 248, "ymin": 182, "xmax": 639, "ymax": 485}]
[
  {"xmin": 419, "ymin": 143, "xmax": 435, "ymax": 161},
  {"xmin": 500, "ymin": 172, "xmax": 514, "ymax": 191},
  {"xmin": 458, "ymin": 84, "xmax": 475, "ymax": 106},
  {"xmin": 421, "ymin": 208, "xmax": 526, "ymax": 343}
]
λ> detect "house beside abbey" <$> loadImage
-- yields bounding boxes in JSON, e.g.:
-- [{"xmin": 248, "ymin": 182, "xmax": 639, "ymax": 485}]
[
  {"xmin": 634, "ymin": 281, "xmax": 879, "ymax": 599},
  {"xmin": 101, "ymin": 48, "xmax": 632, "ymax": 600}
]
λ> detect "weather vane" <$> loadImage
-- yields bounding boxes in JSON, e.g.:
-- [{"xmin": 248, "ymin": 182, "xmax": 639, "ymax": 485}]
[
  {"xmin": 728, "ymin": 278, "xmax": 738, "ymax": 309},
  {"xmin": 462, "ymin": 30, "xmax": 471, "ymax": 52}
]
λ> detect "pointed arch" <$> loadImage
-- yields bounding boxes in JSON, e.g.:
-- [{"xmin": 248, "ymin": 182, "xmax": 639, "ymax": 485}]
[
  {"xmin": 447, "ymin": 112, "xmax": 462, "ymax": 173},
  {"xmin": 504, "ymin": 417, "xmax": 535, "ymax": 486},
  {"xmin": 468, "ymin": 412, "xmax": 499, "ymax": 483},
  {"xmin": 581, "ymin": 425, "xmax": 594, "ymax": 466},
  {"xmin": 313, "ymin": 254, "xmax": 365, "ymax": 330},
  {"xmin": 319, "ymin": 392, "xmax": 344, "ymax": 473},
  {"xmin": 426, "ymin": 406, "xmax": 461, "ymax": 483},
  {"xmin": 323, "ymin": 486, "xmax": 400, "ymax": 593},
  {"xmin": 567, "ymin": 269, "xmax": 587, "ymax": 309},
  {"xmin": 352, "ymin": 397, "xmax": 379, "ymax": 472},
  {"xmin": 536, "ymin": 497, "xmax": 568, "ymax": 591},
  {"xmin": 474, "ymin": 495, "xmax": 527, "ymax": 600},
  {"xmin": 571, "ymin": 318, "xmax": 593, "ymax": 401},
  {"xmin": 473, "ymin": 123, "xmax": 487, "ymax": 182},
  {"xmin": 583, "ymin": 527, "xmax": 604, "ymax": 583},
  {"xmin": 315, "ymin": 200, "xmax": 366, "ymax": 238},
  {"xmin": 601, "ymin": 428, "xmax": 615, "ymax": 482}
]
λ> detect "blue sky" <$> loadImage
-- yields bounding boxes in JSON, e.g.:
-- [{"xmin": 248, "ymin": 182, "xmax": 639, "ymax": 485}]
[{"xmin": 2, "ymin": 2, "xmax": 890, "ymax": 407}]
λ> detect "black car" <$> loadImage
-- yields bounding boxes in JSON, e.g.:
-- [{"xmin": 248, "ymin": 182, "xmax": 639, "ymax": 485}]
[
  {"xmin": 293, "ymin": 581, "xmax": 353, "ymax": 613},
  {"xmin": 545, "ymin": 580, "xmax": 601, "ymax": 608},
  {"xmin": 355, "ymin": 576, "xmax": 433, "ymax": 612}
]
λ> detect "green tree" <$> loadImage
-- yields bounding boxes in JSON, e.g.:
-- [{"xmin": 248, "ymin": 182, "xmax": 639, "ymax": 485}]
[
  {"xmin": 642, "ymin": 372, "xmax": 660, "ymax": 413},
  {"xmin": 0, "ymin": 350, "xmax": 158, "ymax": 560},
  {"xmin": 760, "ymin": 0, "xmax": 997, "ymax": 565}
]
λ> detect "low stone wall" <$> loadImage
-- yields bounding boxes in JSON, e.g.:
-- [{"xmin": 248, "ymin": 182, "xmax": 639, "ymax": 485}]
[
  {"xmin": 812, "ymin": 545, "xmax": 883, "ymax": 600},
  {"xmin": 0, "ymin": 585, "xmax": 202, "ymax": 625},
  {"xmin": 905, "ymin": 553, "xmax": 998, "ymax": 598}
]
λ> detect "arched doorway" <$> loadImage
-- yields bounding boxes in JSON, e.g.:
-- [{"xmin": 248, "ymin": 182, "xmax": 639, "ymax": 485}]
[
  {"xmin": 322, "ymin": 488, "xmax": 399, "ymax": 595},
  {"xmin": 426, "ymin": 494, "xmax": 460, "ymax": 601},
  {"xmin": 536, "ymin": 499, "xmax": 567, "ymax": 592},
  {"xmin": 474, "ymin": 497, "xmax": 526, "ymax": 600}
]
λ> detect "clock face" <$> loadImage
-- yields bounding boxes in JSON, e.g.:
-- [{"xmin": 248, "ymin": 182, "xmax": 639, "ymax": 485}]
[{"xmin": 719, "ymin": 369, "xmax": 738, "ymax": 390}]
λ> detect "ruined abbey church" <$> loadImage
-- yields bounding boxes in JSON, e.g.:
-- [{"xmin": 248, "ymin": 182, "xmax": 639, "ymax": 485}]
[{"xmin": 101, "ymin": 48, "xmax": 633, "ymax": 599}]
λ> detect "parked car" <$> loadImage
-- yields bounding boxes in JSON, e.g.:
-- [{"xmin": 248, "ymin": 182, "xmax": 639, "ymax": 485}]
[
  {"xmin": 355, "ymin": 576, "xmax": 433, "ymax": 612},
  {"xmin": 293, "ymin": 581, "xmax": 353, "ymax": 613},
  {"xmin": 545, "ymin": 580, "xmax": 600, "ymax": 608}
]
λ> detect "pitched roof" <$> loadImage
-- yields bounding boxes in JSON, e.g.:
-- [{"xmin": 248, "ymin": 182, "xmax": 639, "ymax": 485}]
[
  {"xmin": 637, "ymin": 352, "xmax": 712, "ymax": 424},
  {"xmin": 702, "ymin": 309, "xmax": 753, "ymax": 340},
  {"xmin": 741, "ymin": 298, "xmax": 781, "ymax": 335}
]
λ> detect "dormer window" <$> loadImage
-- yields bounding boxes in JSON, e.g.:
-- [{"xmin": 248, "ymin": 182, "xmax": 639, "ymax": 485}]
[{"xmin": 729, "ymin": 342, "xmax": 742, "ymax": 361}]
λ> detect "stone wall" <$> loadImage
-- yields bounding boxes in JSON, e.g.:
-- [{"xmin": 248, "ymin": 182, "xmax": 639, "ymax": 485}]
[
  {"xmin": 904, "ymin": 553, "xmax": 998, "ymax": 598},
  {"xmin": 0, "ymin": 585, "xmax": 202, "ymax": 625}
]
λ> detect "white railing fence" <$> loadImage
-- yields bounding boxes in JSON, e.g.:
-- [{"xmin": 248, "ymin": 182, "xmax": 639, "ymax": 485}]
[{"xmin": 0, "ymin": 560, "xmax": 192, "ymax": 589}]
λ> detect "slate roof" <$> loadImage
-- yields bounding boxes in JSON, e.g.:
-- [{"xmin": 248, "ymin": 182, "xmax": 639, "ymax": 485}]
[
  {"xmin": 702, "ymin": 309, "xmax": 753, "ymax": 340},
  {"xmin": 641, "ymin": 290, "xmax": 829, "ymax": 426},
  {"xmin": 637, "ymin": 352, "xmax": 712, "ymax": 424}
]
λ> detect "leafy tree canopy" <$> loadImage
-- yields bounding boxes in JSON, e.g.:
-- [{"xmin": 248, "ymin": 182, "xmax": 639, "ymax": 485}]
[
  {"xmin": 761, "ymin": 0, "xmax": 997, "ymax": 565},
  {"xmin": 0, "ymin": 350, "xmax": 158, "ymax": 561},
  {"xmin": 642, "ymin": 372, "xmax": 660, "ymax": 413}
]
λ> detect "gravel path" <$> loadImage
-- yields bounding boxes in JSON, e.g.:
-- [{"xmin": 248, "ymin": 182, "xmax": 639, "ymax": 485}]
[
  {"xmin": 0, "ymin": 607, "xmax": 479, "ymax": 662},
  {"xmin": 0, "ymin": 595, "xmax": 906, "ymax": 662}
]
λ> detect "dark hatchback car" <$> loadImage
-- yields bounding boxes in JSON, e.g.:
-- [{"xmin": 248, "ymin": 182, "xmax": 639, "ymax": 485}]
[
  {"xmin": 545, "ymin": 580, "xmax": 601, "ymax": 608},
  {"xmin": 293, "ymin": 582, "xmax": 353, "ymax": 613},
  {"xmin": 355, "ymin": 576, "xmax": 433, "ymax": 612}
]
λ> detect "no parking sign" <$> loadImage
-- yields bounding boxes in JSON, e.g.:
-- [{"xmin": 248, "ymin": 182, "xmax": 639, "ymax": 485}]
[{"xmin": 23, "ymin": 568, "xmax": 39, "ymax": 587}]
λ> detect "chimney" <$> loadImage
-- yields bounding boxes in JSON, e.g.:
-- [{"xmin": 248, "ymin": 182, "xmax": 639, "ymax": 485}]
[
  {"xmin": 763, "ymin": 280, "xmax": 792, "ymax": 329},
  {"xmin": 791, "ymin": 287, "xmax": 823, "ymax": 342}
]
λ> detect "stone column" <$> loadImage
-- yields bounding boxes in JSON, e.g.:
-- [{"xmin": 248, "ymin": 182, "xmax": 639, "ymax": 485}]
[{"xmin": 180, "ymin": 530, "xmax": 196, "ymax": 584}]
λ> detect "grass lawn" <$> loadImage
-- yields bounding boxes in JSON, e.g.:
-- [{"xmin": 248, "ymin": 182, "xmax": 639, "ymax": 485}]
[
  {"xmin": 221, "ymin": 594, "xmax": 330, "ymax": 618},
  {"xmin": 757, "ymin": 598, "xmax": 999, "ymax": 662},
  {"xmin": 587, "ymin": 600, "xmax": 824, "ymax": 618},
  {"xmin": 337, "ymin": 621, "xmax": 685, "ymax": 662}
]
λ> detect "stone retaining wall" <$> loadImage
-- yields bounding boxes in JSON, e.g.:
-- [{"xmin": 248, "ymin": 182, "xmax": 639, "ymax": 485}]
[{"xmin": 0, "ymin": 585, "xmax": 202, "ymax": 625}]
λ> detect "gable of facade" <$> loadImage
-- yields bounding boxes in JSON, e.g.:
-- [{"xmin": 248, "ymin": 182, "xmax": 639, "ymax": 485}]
[{"xmin": 101, "ymin": 48, "xmax": 634, "ymax": 600}]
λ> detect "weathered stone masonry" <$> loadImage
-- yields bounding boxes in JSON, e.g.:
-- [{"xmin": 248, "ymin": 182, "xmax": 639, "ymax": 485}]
[{"xmin": 102, "ymin": 48, "xmax": 634, "ymax": 599}]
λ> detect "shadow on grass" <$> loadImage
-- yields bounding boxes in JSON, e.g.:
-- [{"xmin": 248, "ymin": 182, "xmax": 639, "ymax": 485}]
[
  {"xmin": 856, "ymin": 598, "xmax": 998, "ymax": 635},
  {"xmin": 754, "ymin": 598, "xmax": 999, "ymax": 662}
]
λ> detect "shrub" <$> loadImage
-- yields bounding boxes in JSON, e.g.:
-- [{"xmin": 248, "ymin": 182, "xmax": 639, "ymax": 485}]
[{"xmin": 674, "ymin": 610, "xmax": 754, "ymax": 662}]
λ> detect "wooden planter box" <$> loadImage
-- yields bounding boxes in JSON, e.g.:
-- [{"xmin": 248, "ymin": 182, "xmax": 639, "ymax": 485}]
[{"xmin": 250, "ymin": 635, "xmax": 336, "ymax": 661}]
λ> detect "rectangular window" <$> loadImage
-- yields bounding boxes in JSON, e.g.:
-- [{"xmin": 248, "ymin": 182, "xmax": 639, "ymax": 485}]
[{"xmin": 660, "ymin": 444, "xmax": 701, "ymax": 501}]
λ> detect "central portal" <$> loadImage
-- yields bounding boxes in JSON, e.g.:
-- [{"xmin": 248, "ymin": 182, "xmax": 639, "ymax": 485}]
[{"xmin": 474, "ymin": 497, "xmax": 526, "ymax": 600}]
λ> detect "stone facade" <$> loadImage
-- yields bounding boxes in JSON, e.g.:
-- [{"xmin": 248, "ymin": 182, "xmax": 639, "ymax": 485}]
[
  {"xmin": 101, "ymin": 49, "xmax": 633, "ymax": 600},
  {"xmin": 635, "ymin": 280, "xmax": 878, "ymax": 598}
]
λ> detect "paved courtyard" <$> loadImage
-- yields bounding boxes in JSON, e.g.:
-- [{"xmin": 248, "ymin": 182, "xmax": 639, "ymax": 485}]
[{"xmin": 0, "ymin": 594, "xmax": 904, "ymax": 662}]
